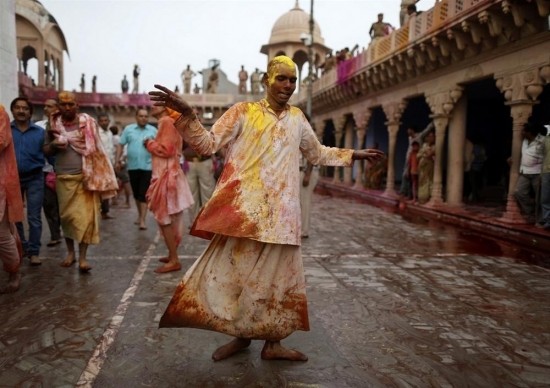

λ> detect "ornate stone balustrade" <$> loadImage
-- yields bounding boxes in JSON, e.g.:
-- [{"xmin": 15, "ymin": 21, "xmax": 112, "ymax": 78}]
[
  {"xmin": 300, "ymin": 0, "xmax": 550, "ymax": 111},
  {"xmin": 20, "ymin": 74, "xmax": 261, "ymax": 111}
]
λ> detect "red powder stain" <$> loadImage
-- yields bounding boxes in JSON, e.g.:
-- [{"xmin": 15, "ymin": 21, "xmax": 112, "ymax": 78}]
[{"xmin": 191, "ymin": 162, "xmax": 259, "ymax": 239}]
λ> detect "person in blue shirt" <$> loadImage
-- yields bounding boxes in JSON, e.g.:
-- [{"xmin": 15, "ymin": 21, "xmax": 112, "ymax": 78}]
[
  {"xmin": 115, "ymin": 109, "xmax": 157, "ymax": 230},
  {"xmin": 10, "ymin": 97, "xmax": 45, "ymax": 266}
]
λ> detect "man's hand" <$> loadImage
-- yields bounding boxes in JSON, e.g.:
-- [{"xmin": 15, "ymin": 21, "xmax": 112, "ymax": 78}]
[
  {"xmin": 149, "ymin": 84, "xmax": 194, "ymax": 116},
  {"xmin": 352, "ymin": 149, "xmax": 385, "ymax": 162},
  {"xmin": 51, "ymin": 136, "xmax": 68, "ymax": 150}
]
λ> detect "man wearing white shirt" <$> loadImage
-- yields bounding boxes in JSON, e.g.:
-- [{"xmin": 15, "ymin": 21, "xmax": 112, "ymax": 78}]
[
  {"xmin": 97, "ymin": 113, "xmax": 115, "ymax": 219},
  {"xmin": 514, "ymin": 123, "xmax": 544, "ymax": 223}
]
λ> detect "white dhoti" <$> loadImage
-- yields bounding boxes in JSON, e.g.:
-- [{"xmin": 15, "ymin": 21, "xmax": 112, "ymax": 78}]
[{"xmin": 160, "ymin": 235, "xmax": 310, "ymax": 341}]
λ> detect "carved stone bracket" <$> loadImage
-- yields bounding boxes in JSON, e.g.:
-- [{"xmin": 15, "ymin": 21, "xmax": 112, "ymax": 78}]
[
  {"xmin": 352, "ymin": 109, "xmax": 372, "ymax": 131},
  {"xmin": 539, "ymin": 65, "xmax": 550, "ymax": 85},
  {"xmin": 382, "ymin": 101, "xmax": 407, "ymax": 126},
  {"xmin": 426, "ymin": 87, "xmax": 463, "ymax": 117},
  {"xmin": 478, "ymin": 10, "xmax": 504, "ymax": 37},
  {"xmin": 495, "ymin": 69, "xmax": 544, "ymax": 103}
]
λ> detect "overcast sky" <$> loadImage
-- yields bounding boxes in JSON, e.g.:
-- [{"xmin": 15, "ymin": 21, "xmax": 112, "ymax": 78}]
[{"xmin": 39, "ymin": 0, "xmax": 433, "ymax": 93}]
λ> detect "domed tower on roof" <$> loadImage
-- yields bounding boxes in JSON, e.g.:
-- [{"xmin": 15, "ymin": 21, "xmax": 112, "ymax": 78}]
[
  {"xmin": 260, "ymin": 0, "xmax": 330, "ymax": 83},
  {"xmin": 15, "ymin": 0, "xmax": 69, "ymax": 90}
]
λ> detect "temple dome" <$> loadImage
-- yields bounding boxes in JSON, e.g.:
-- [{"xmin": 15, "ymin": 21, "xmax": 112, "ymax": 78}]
[{"xmin": 268, "ymin": 1, "xmax": 325, "ymax": 45}]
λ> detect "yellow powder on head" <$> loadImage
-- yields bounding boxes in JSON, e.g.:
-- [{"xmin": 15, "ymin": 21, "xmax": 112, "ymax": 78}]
[
  {"xmin": 58, "ymin": 91, "xmax": 76, "ymax": 103},
  {"xmin": 266, "ymin": 55, "xmax": 296, "ymax": 86}
]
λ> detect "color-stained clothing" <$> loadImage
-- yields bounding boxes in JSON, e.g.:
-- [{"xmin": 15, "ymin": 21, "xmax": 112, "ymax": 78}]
[
  {"xmin": 146, "ymin": 116, "xmax": 194, "ymax": 225},
  {"xmin": 47, "ymin": 113, "xmax": 118, "ymax": 199},
  {"xmin": 46, "ymin": 113, "xmax": 118, "ymax": 244},
  {"xmin": 56, "ymin": 174, "xmax": 100, "ymax": 244},
  {"xmin": 417, "ymin": 142, "xmax": 435, "ymax": 203},
  {"xmin": 175, "ymin": 99, "xmax": 353, "ymax": 246},
  {"xmin": 162, "ymin": 99, "xmax": 355, "ymax": 341},
  {"xmin": 519, "ymin": 134, "xmax": 544, "ymax": 174},
  {"xmin": 0, "ymin": 107, "xmax": 24, "ymax": 223},
  {"xmin": 160, "ymin": 234, "xmax": 309, "ymax": 340},
  {"xmin": 119, "ymin": 123, "xmax": 157, "ymax": 171},
  {"xmin": 0, "ymin": 105, "xmax": 23, "ymax": 274},
  {"xmin": 99, "ymin": 128, "xmax": 115, "ymax": 165}
]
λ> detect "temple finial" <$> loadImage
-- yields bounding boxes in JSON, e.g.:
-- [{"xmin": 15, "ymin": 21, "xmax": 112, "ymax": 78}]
[{"xmin": 295, "ymin": 0, "xmax": 300, "ymax": 9}]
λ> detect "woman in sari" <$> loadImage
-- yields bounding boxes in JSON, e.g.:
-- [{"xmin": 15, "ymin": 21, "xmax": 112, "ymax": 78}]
[{"xmin": 417, "ymin": 130, "xmax": 436, "ymax": 204}]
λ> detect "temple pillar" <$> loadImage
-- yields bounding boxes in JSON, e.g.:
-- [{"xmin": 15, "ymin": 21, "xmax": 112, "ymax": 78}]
[
  {"xmin": 332, "ymin": 115, "xmax": 346, "ymax": 184},
  {"xmin": 343, "ymin": 118, "xmax": 354, "ymax": 185},
  {"xmin": 426, "ymin": 87, "xmax": 463, "ymax": 206},
  {"xmin": 37, "ymin": 42, "xmax": 45, "ymax": 87},
  {"xmin": 446, "ymin": 95, "xmax": 467, "ymax": 206},
  {"xmin": 382, "ymin": 101, "xmax": 406, "ymax": 197},
  {"xmin": 352, "ymin": 109, "xmax": 371, "ymax": 189},
  {"xmin": 496, "ymin": 70, "xmax": 543, "ymax": 223}
]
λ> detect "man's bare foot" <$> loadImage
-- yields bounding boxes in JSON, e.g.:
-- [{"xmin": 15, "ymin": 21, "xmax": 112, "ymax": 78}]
[
  {"xmin": 0, "ymin": 273, "xmax": 21, "ymax": 294},
  {"xmin": 212, "ymin": 338, "xmax": 251, "ymax": 361},
  {"xmin": 158, "ymin": 257, "xmax": 169, "ymax": 263},
  {"xmin": 261, "ymin": 341, "xmax": 308, "ymax": 361},
  {"xmin": 154, "ymin": 262, "xmax": 181, "ymax": 273},
  {"xmin": 60, "ymin": 253, "xmax": 76, "ymax": 267},
  {"xmin": 79, "ymin": 259, "xmax": 92, "ymax": 273}
]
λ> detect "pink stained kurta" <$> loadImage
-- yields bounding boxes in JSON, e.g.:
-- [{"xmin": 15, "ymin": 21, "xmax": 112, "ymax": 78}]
[
  {"xmin": 160, "ymin": 101, "xmax": 355, "ymax": 340},
  {"xmin": 146, "ymin": 115, "xmax": 194, "ymax": 225},
  {"xmin": 49, "ymin": 112, "xmax": 119, "ymax": 199},
  {"xmin": 177, "ymin": 99, "xmax": 353, "ymax": 246}
]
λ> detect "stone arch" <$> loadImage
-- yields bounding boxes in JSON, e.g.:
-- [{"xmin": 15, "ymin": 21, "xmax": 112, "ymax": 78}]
[{"xmin": 21, "ymin": 45, "xmax": 36, "ymax": 74}]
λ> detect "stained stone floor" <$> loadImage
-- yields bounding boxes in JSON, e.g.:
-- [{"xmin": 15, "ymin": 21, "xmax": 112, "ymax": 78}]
[{"xmin": 0, "ymin": 194, "xmax": 549, "ymax": 387}]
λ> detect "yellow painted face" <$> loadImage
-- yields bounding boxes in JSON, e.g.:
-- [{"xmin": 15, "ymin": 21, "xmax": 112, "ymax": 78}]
[{"xmin": 266, "ymin": 56, "xmax": 296, "ymax": 86}]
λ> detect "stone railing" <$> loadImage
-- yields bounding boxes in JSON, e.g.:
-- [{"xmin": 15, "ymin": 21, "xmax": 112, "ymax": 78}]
[
  {"xmin": 306, "ymin": 0, "xmax": 495, "ymax": 97},
  {"xmin": 20, "ymin": 74, "xmax": 262, "ymax": 109}
]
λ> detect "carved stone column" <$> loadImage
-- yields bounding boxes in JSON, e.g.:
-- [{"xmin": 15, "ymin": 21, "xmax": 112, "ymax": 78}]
[
  {"xmin": 332, "ymin": 115, "xmax": 347, "ymax": 184},
  {"xmin": 343, "ymin": 119, "xmax": 355, "ymax": 185},
  {"xmin": 496, "ymin": 70, "xmax": 543, "ymax": 223},
  {"xmin": 312, "ymin": 118, "xmax": 323, "ymax": 141},
  {"xmin": 446, "ymin": 96, "xmax": 467, "ymax": 206},
  {"xmin": 426, "ymin": 87, "xmax": 463, "ymax": 206},
  {"xmin": 37, "ymin": 42, "xmax": 45, "ymax": 88},
  {"xmin": 382, "ymin": 101, "xmax": 406, "ymax": 197},
  {"xmin": 352, "ymin": 110, "xmax": 371, "ymax": 189}
]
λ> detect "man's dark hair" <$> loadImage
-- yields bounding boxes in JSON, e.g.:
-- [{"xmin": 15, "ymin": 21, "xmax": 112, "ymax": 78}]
[
  {"xmin": 10, "ymin": 97, "xmax": 33, "ymax": 116},
  {"xmin": 523, "ymin": 122, "xmax": 541, "ymax": 136},
  {"xmin": 97, "ymin": 112, "xmax": 109, "ymax": 120},
  {"xmin": 407, "ymin": 4, "xmax": 417, "ymax": 12}
]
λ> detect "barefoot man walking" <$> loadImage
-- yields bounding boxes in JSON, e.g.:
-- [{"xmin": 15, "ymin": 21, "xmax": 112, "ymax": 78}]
[{"xmin": 149, "ymin": 55, "xmax": 384, "ymax": 361}]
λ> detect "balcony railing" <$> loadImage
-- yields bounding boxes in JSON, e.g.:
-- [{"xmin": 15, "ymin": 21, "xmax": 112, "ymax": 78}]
[{"xmin": 307, "ymin": 0, "xmax": 496, "ymax": 97}]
